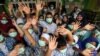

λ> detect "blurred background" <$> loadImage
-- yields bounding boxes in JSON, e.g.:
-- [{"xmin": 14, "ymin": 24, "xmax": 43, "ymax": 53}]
[{"xmin": 0, "ymin": 0, "xmax": 100, "ymax": 27}]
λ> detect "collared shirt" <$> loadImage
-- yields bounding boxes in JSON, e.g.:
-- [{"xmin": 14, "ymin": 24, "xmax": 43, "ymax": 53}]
[
  {"xmin": 0, "ymin": 42, "xmax": 9, "ymax": 56},
  {"xmin": 51, "ymin": 44, "xmax": 77, "ymax": 56},
  {"xmin": 39, "ymin": 21, "xmax": 57, "ymax": 34},
  {"xmin": 5, "ymin": 37, "xmax": 16, "ymax": 51},
  {"xmin": 24, "ymin": 31, "xmax": 39, "ymax": 46}
]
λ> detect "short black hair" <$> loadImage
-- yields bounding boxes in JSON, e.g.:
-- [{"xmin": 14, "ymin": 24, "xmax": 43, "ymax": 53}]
[
  {"xmin": 6, "ymin": 26, "xmax": 17, "ymax": 33},
  {"xmin": 56, "ymin": 36, "xmax": 66, "ymax": 48},
  {"xmin": 46, "ymin": 12, "xmax": 52, "ymax": 17}
]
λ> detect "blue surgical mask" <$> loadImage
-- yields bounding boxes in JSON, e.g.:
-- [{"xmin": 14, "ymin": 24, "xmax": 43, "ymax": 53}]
[
  {"xmin": 18, "ymin": 47, "xmax": 25, "ymax": 54},
  {"xmin": 0, "ymin": 35, "xmax": 4, "ymax": 42},
  {"xmin": 9, "ymin": 32, "xmax": 17, "ymax": 38},
  {"xmin": 86, "ymin": 43, "xmax": 96, "ymax": 49},
  {"xmin": 1, "ymin": 20, "xmax": 8, "ymax": 24},
  {"xmin": 46, "ymin": 18, "xmax": 53, "ymax": 24},
  {"xmin": 38, "ymin": 40, "xmax": 46, "ymax": 47},
  {"xmin": 60, "ymin": 48, "xmax": 67, "ymax": 53}
]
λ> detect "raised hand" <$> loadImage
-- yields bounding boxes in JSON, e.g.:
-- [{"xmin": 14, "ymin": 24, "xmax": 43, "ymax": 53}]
[
  {"xmin": 19, "ymin": 3, "xmax": 30, "ymax": 14},
  {"xmin": 43, "ymin": 27, "xmax": 47, "ymax": 33},
  {"xmin": 31, "ymin": 18, "xmax": 38, "ymax": 26},
  {"xmin": 81, "ymin": 49, "xmax": 92, "ymax": 56},
  {"xmin": 73, "ymin": 23, "xmax": 80, "ymax": 31},
  {"xmin": 8, "ymin": 50, "xmax": 18, "ymax": 56},
  {"xmin": 12, "ymin": 19, "xmax": 17, "ymax": 26},
  {"xmin": 83, "ymin": 23, "xmax": 95, "ymax": 30},
  {"xmin": 57, "ymin": 26, "xmax": 71, "ymax": 35},
  {"xmin": 36, "ymin": 1, "xmax": 43, "ymax": 11},
  {"xmin": 8, "ymin": 2, "xmax": 13, "ymax": 12},
  {"xmin": 23, "ymin": 19, "xmax": 31, "ymax": 30},
  {"xmin": 48, "ymin": 37, "xmax": 58, "ymax": 51}
]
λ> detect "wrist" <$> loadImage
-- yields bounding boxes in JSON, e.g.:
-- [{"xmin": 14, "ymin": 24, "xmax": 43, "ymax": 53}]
[{"xmin": 48, "ymin": 49, "xmax": 53, "ymax": 52}]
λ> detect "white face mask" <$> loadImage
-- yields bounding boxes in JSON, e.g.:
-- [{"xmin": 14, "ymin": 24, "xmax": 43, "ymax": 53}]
[
  {"xmin": 0, "ymin": 35, "xmax": 4, "ymax": 42},
  {"xmin": 18, "ymin": 47, "xmax": 25, "ymax": 55},
  {"xmin": 18, "ymin": 24, "xmax": 24, "ymax": 28},
  {"xmin": 68, "ymin": 24, "xmax": 73, "ymax": 30},
  {"xmin": 44, "ymin": 8, "xmax": 48, "ymax": 12},
  {"xmin": 60, "ymin": 48, "xmax": 67, "ymax": 54},
  {"xmin": 38, "ymin": 40, "xmax": 46, "ymax": 47},
  {"xmin": 28, "ymin": 29, "xmax": 33, "ymax": 34},
  {"xmin": 46, "ymin": 18, "xmax": 53, "ymax": 24},
  {"xmin": 50, "ymin": 6, "xmax": 54, "ymax": 10},
  {"xmin": 9, "ymin": 32, "xmax": 17, "ymax": 38},
  {"xmin": 86, "ymin": 43, "xmax": 96, "ymax": 49},
  {"xmin": 1, "ymin": 20, "xmax": 8, "ymax": 24}
]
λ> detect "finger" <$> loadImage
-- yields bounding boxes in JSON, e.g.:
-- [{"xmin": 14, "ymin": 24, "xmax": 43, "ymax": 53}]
[{"xmin": 49, "ymin": 37, "xmax": 52, "ymax": 42}]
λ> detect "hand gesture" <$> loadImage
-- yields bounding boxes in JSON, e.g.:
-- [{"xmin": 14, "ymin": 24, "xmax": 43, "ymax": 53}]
[
  {"xmin": 57, "ymin": 26, "xmax": 71, "ymax": 35},
  {"xmin": 48, "ymin": 37, "xmax": 58, "ymax": 51},
  {"xmin": 81, "ymin": 49, "xmax": 92, "ymax": 56},
  {"xmin": 31, "ymin": 18, "xmax": 38, "ymax": 26},
  {"xmin": 8, "ymin": 50, "xmax": 18, "ymax": 56},
  {"xmin": 23, "ymin": 19, "xmax": 31, "ymax": 30},
  {"xmin": 12, "ymin": 19, "xmax": 17, "ymax": 26},
  {"xmin": 73, "ymin": 23, "xmax": 80, "ymax": 31},
  {"xmin": 36, "ymin": 1, "xmax": 43, "ymax": 11},
  {"xmin": 83, "ymin": 23, "xmax": 95, "ymax": 30},
  {"xmin": 8, "ymin": 3, "xmax": 13, "ymax": 11},
  {"xmin": 43, "ymin": 27, "xmax": 47, "ymax": 33},
  {"xmin": 19, "ymin": 3, "xmax": 30, "ymax": 14}
]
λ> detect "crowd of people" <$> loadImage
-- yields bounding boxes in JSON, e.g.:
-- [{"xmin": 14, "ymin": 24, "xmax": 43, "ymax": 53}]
[{"xmin": 0, "ymin": 1, "xmax": 100, "ymax": 56}]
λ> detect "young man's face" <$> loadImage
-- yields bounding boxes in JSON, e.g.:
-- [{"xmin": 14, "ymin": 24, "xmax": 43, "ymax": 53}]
[{"xmin": 46, "ymin": 14, "xmax": 53, "ymax": 24}]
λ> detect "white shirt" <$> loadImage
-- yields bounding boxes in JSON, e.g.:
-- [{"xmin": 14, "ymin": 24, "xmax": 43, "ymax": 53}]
[
  {"xmin": 51, "ymin": 44, "xmax": 75, "ymax": 56},
  {"xmin": 0, "ymin": 42, "xmax": 9, "ymax": 55},
  {"xmin": 16, "ymin": 18, "xmax": 24, "ymax": 24},
  {"xmin": 39, "ymin": 21, "xmax": 57, "ymax": 34}
]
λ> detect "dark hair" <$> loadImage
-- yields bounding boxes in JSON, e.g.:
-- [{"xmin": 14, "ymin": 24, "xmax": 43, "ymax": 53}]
[
  {"xmin": 0, "ymin": 30, "xmax": 1, "ymax": 34},
  {"xmin": 30, "ymin": 13, "xmax": 36, "ymax": 18},
  {"xmin": 46, "ymin": 12, "xmax": 52, "ymax": 17},
  {"xmin": 56, "ymin": 36, "xmax": 66, "ymax": 48},
  {"xmin": 6, "ymin": 26, "xmax": 18, "ymax": 33}
]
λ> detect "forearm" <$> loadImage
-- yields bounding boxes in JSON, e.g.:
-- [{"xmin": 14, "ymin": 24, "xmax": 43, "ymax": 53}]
[
  {"xmin": 14, "ymin": 24, "xmax": 24, "ymax": 37},
  {"xmin": 67, "ymin": 31, "xmax": 74, "ymax": 44},
  {"xmin": 23, "ymin": 29, "xmax": 36, "ymax": 46},
  {"xmin": 32, "ymin": 24, "xmax": 38, "ymax": 32},
  {"xmin": 45, "ymin": 49, "xmax": 53, "ymax": 56}
]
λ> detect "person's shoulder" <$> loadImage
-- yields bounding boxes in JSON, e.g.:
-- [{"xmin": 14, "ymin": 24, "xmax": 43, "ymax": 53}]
[{"xmin": 52, "ymin": 23, "xmax": 57, "ymax": 26}]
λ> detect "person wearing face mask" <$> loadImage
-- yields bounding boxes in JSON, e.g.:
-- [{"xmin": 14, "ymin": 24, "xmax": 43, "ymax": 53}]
[
  {"xmin": 39, "ymin": 12, "xmax": 57, "ymax": 34},
  {"xmin": 0, "ymin": 15, "xmax": 13, "ymax": 32},
  {"xmin": 45, "ymin": 36, "xmax": 77, "ymax": 56},
  {"xmin": 50, "ymin": 5, "xmax": 54, "ymax": 10},
  {"xmin": 85, "ymin": 42, "xmax": 98, "ymax": 56},
  {"xmin": 0, "ymin": 31, "xmax": 9, "ymax": 56},
  {"xmin": 38, "ymin": 33, "xmax": 50, "ymax": 47},
  {"xmin": 4, "ymin": 27, "xmax": 19, "ymax": 52},
  {"xmin": 31, "ymin": 33, "xmax": 51, "ymax": 56},
  {"xmin": 8, "ymin": 43, "xmax": 34, "ymax": 56},
  {"xmin": 16, "ymin": 11, "xmax": 25, "ymax": 26},
  {"xmin": 6, "ymin": 26, "xmax": 23, "ymax": 46},
  {"xmin": 24, "ymin": 26, "xmax": 39, "ymax": 46}
]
